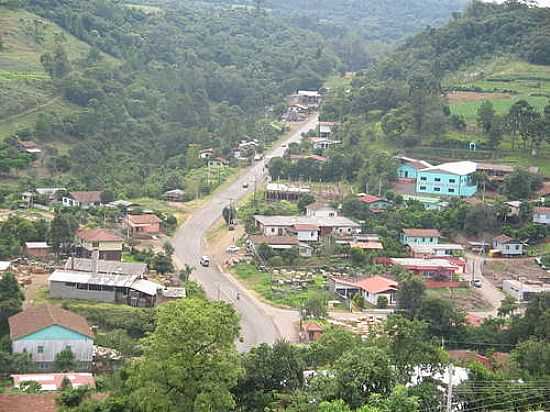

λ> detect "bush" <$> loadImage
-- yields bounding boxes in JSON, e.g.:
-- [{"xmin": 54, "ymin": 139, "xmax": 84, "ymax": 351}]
[{"xmin": 376, "ymin": 295, "xmax": 389, "ymax": 309}]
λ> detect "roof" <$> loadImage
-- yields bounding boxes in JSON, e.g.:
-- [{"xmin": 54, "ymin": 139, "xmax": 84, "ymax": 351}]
[
  {"xmin": 306, "ymin": 202, "xmax": 335, "ymax": 211},
  {"xmin": 333, "ymin": 276, "xmax": 398, "ymax": 294},
  {"xmin": 350, "ymin": 241, "xmax": 384, "ymax": 250},
  {"xmin": 390, "ymin": 258, "xmax": 458, "ymax": 270},
  {"xmin": 11, "ymin": 373, "xmax": 95, "ymax": 391},
  {"xmin": 292, "ymin": 224, "xmax": 320, "ymax": 231},
  {"xmin": 164, "ymin": 189, "xmax": 185, "ymax": 195},
  {"xmin": 65, "ymin": 257, "xmax": 147, "ymax": 277},
  {"xmin": 494, "ymin": 234, "xmax": 514, "ymax": 243},
  {"xmin": 402, "ymin": 228, "xmax": 441, "ymax": 237},
  {"xmin": 448, "ymin": 350, "xmax": 490, "ymax": 368},
  {"xmin": 477, "ymin": 163, "xmax": 514, "ymax": 173},
  {"xmin": 68, "ymin": 191, "xmax": 103, "ymax": 204},
  {"xmin": 395, "ymin": 155, "xmax": 433, "ymax": 170},
  {"xmin": 254, "ymin": 215, "xmax": 360, "ymax": 228},
  {"xmin": 302, "ymin": 322, "xmax": 323, "ymax": 332},
  {"xmin": 248, "ymin": 235, "xmax": 299, "ymax": 246},
  {"xmin": 127, "ymin": 214, "xmax": 162, "ymax": 225},
  {"xmin": 534, "ymin": 207, "xmax": 550, "ymax": 214},
  {"xmin": 161, "ymin": 287, "xmax": 186, "ymax": 298},
  {"xmin": 537, "ymin": 182, "xmax": 550, "ymax": 196},
  {"xmin": 25, "ymin": 242, "xmax": 49, "ymax": 249},
  {"xmin": 49, "ymin": 269, "xmax": 137, "ymax": 288},
  {"xmin": 76, "ymin": 228, "xmax": 123, "ymax": 242},
  {"xmin": 410, "ymin": 244, "xmax": 464, "ymax": 253},
  {"xmin": 297, "ymin": 90, "xmax": 320, "ymax": 97},
  {"xmin": 9, "ymin": 304, "xmax": 93, "ymax": 340},
  {"xmin": 266, "ymin": 183, "xmax": 310, "ymax": 193},
  {"xmin": 0, "ymin": 261, "xmax": 11, "ymax": 271},
  {"xmin": 131, "ymin": 279, "xmax": 163, "ymax": 296},
  {"xmin": 420, "ymin": 161, "xmax": 477, "ymax": 176},
  {"xmin": 505, "ymin": 200, "xmax": 522, "ymax": 208},
  {"xmin": 359, "ymin": 194, "xmax": 385, "ymax": 204}
]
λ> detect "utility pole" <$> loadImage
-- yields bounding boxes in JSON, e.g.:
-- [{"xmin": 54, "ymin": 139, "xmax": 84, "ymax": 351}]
[{"xmin": 446, "ymin": 362, "xmax": 454, "ymax": 412}]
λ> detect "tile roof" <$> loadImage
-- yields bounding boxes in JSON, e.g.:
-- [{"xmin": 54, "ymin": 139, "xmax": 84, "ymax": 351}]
[
  {"xmin": 76, "ymin": 228, "xmax": 123, "ymax": 242},
  {"xmin": 254, "ymin": 215, "xmax": 360, "ymax": 228},
  {"xmin": 333, "ymin": 276, "xmax": 398, "ymax": 294},
  {"xmin": 534, "ymin": 207, "xmax": 550, "ymax": 214},
  {"xmin": 302, "ymin": 321, "xmax": 323, "ymax": 332},
  {"xmin": 127, "ymin": 214, "xmax": 162, "ymax": 225},
  {"xmin": 9, "ymin": 304, "xmax": 93, "ymax": 340},
  {"xmin": 0, "ymin": 394, "xmax": 57, "ymax": 412},
  {"xmin": 292, "ymin": 224, "xmax": 320, "ymax": 231},
  {"xmin": 359, "ymin": 194, "xmax": 383, "ymax": 204},
  {"xmin": 402, "ymin": 228, "xmax": 441, "ymax": 237},
  {"xmin": 69, "ymin": 191, "xmax": 103, "ymax": 204},
  {"xmin": 350, "ymin": 241, "xmax": 384, "ymax": 250},
  {"xmin": 494, "ymin": 234, "xmax": 514, "ymax": 243}
]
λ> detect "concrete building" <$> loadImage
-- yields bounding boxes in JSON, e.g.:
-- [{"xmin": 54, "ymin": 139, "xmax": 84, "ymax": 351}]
[
  {"xmin": 395, "ymin": 156, "xmax": 433, "ymax": 179},
  {"xmin": 503, "ymin": 279, "xmax": 550, "ymax": 302},
  {"xmin": 305, "ymin": 203, "xmax": 338, "ymax": 217},
  {"xmin": 492, "ymin": 235, "xmax": 523, "ymax": 256},
  {"xmin": 409, "ymin": 244, "xmax": 464, "ymax": 258},
  {"xmin": 62, "ymin": 191, "xmax": 103, "ymax": 208},
  {"xmin": 389, "ymin": 258, "xmax": 458, "ymax": 279},
  {"xmin": 400, "ymin": 228, "xmax": 441, "ymax": 246},
  {"xmin": 416, "ymin": 161, "xmax": 478, "ymax": 197},
  {"xmin": 533, "ymin": 207, "xmax": 550, "ymax": 225},
  {"xmin": 24, "ymin": 242, "xmax": 50, "ymax": 259},
  {"xmin": 330, "ymin": 276, "xmax": 399, "ymax": 306},
  {"xmin": 310, "ymin": 137, "xmax": 341, "ymax": 151},
  {"xmin": 253, "ymin": 215, "xmax": 361, "ymax": 239},
  {"xmin": 76, "ymin": 228, "xmax": 123, "ymax": 261},
  {"xmin": 8, "ymin": 305, "xmax": 94, "ymax": 371}
]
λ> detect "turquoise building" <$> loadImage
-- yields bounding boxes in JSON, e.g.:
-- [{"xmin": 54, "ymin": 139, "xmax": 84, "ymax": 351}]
[
  {"xmin": 400, "ymin": 228, "xmax": 441, "ymax": 246},
  {"xmin": 9, "ymin": 305, "xmax": 94, "ymax": 371},
  {"xmin": 395, "ymin": 156, "xmax": 433, "ymax": 179},
  {"xmin": 416, "ymin": 161, "xmax": 478, "ymax": 197}
]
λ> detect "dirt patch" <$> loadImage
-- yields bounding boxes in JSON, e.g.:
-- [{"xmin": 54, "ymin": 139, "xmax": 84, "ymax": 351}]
[
  {"xmin": 446, "ymin": 91, "xmax": 512, "ymax": 103},
  {"xmin": 428, "ymin": 288, "xmax": 492, "ymax": 312},
  {"xmin": 485, "ymin": 257, "xmax": 549, "ymax": 287}
]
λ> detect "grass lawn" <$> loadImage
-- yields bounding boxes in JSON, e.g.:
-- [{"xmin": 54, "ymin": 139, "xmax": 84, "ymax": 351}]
[{"xmin": 232, "ymin": 263, "xmax": 329, "ymax": 309}]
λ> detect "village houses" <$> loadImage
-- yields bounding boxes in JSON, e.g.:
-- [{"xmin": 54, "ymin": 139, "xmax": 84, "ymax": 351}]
[
  {"xmin": 62, "ymin": 191, "xmax": 104, "ymax": 208},
  {"xmin": 305, "ymin": 202, "xmax": 338, "ymax": 217},
  {"xmin": 124, "ymin": 214, "xmax": 162, "ymax": 237},
  {"xmin": 492, "ymin": 235, "xmax": 524, "ymax": 256},
  {"xmin": 330, "ymin": 276, "xmax": 399, "ymax": 306},
  {"xmin": 76, "ymin": 228, "xmax": 124, "ymax": 261},
  {"xmin": 400, "ymin": 228, "xmax": 441, "ymax": 246},
  {"xmin": 253, "ymin": 215, "xmax": 361, "ymax": 240},
  {"xmin": 533, "ymin": 207, "xmax": 550, "ymax": 225},
  {"xmin": 416, "ymin": 161, "xmax": 478, "ymax": 197}
]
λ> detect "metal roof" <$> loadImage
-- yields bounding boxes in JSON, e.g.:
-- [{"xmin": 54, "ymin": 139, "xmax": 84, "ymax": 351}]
[
  {"xmin": 254, "ymin": 215, "xmax": 360, "ymax": 228},
  {"xmin": 49, "ymin": 270, "xmax": 137, "ymax": 288},
  {"xmin": 420, "ymin": 161, "xmax": 477, "ymax": 176}
]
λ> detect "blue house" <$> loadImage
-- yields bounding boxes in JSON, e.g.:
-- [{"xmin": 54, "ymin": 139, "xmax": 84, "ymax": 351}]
[
  {"xmin": 395, "ymin": 156, "xmax": 433, "ymax": 179},
  {"xmin": 400, "ymin": 228, "xmax": 441, "ymax": 246},
  {"xmin": 416, "ymin": 161, "xmax": 478, "ymax": 197},
  {"xmin": 9, "ymin": 304, "xmax": 94, "ymax": 371}
]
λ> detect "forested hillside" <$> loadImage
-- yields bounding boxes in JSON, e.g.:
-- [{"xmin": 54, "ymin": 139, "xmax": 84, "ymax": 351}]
[
  {"xmin": 187, "ymin": 0, "xmax": 467, "ymax": 69},
  {"xmin": 0, "ymin": 0, "xmax": 340, "ymax": 196}
]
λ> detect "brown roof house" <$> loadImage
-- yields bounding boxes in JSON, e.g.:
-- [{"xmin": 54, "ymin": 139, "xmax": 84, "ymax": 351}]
[
  {"xmin": 124, "ymin": 214, "xmax": 162, "ymax": 237},
  {"xmin": 400, "ymin": 228, "xmax": 441, "ymax": 247},
  {"xmin": 301, "ymin": 321, "xmax": 323, "ymax": 343},
  {"xmin": 76, "ymin": 228, "xmax": 123, "ymax": 261},
  {"xmin": 9, "ymin": 305, "xmax": 94, "ymax": 371},
  {"xmin": 62, "ymin": 191, "xmax": 103, "ymax": 208}
]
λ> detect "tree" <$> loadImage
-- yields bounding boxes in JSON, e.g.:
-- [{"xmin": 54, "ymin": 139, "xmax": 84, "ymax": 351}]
[
  {"xmin": 163, "ymin": 241, "xmax": 175, "ymax": 257},
  {"xmin": 56, "ymin": 386, "xmax": 90, "ymax": 408},
  {"xmin": 0, "ymin": 272, "xmax": 24, "ymax": 323},
  {"xmin": 257, "ymin": 243, "xmax": 274, "ymax": 261},
  {"xmin": 55, "ymin": 348, "xmax": 76, "ymax": 372},
  {"xmin": 511, "ymin": 339, "xmax": 550, "ymax": 378},
  {"xmin": 178, "ymin": 264, "xmax": 195, "ymax": 283},
  {"xmin": 397, "ymin": 276, "xmax": 425, "ymax": 318},
  {"xmin": 48, "ymin": 212, "xmax": 78, "ymax": 256},
  {"xmin": 417, "ymin": 296, "xmax": 464, "ymax": 338},
  {"xmin": 127, "ymin": 299, "xmax": 242, "ymax": 411},
  {"xmin": 376, "ymin": 296, "xmax": 388, "ymax": 309},
  {"xmin": 502, "ymin": 169, "xmax": 543, "ymax": 200},
  {"xmin": 297, "ymin": 194, "xmax": 316, "ymax": 213},
  {"xmin": 308, "ymin": 327, "xmax": 362, "ymax": 368},
  {"xmin": 477, "ymin": 100, "xmax": 495, "ymax": 136},
  {"xmin": 498, "ymin": 295, "xmax": 518, "ymax": 318},
  {"xmin": 152, "ymin": 253, "xmax": 174, "ymax": 275},
  {"xmin": 333, "ymin": 346, "xmax": 396, "ymax": 409},
  {"xmin": 463, "ymin": 205, "xmax": 498, "ymax": 236},
  {"xmin": 303, "ymin": 292, "xmax": 328, "ymax": 319},
  {"xmin": 100, "ymin": 190, "xmax": 115, "ymax": 204}
]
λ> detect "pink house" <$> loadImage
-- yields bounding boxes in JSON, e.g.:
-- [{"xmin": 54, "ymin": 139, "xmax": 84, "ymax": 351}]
[{"xmin": 125, "ymin": 214, "xmax": 162, "ymax": 236}]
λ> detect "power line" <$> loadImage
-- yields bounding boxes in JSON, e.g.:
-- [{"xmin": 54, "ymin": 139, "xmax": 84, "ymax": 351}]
[{"xmin": 456, "ymin": 393, "xmax": 550, "ymax": 412}]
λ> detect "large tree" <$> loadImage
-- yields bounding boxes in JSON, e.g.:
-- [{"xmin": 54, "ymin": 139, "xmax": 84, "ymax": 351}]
[
  {"xmin": 0, "ymin": 272, "xmax": 24, "ymax": 323},
  {"xmin": 128, "ymin": 299, "xmax": 242, "ymax": 411}
]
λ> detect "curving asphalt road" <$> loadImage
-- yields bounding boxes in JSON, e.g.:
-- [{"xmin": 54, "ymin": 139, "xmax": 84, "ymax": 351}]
[{"xmin": 172, "ymin": 116, "xmax": 318, "ymax": 351}]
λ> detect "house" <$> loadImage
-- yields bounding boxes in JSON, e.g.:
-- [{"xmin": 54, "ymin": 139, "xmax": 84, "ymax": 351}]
[
  {"xmin": 163, "ymin": 189, "xmax": 185, "ymax": 202},
  {"xmin": 401, "ymin": 194, "xmax": 448, "ymax": 210},
  {"xmin": 330, "ymin": 276, "xmax": 398, "ymax": 306},
  {"xmin": 533, "ymin": 207, "xmax": 550, "ymax": 225},
  {"xmin": 537, "ymin": 182, "xmax": 550, "ymax": 201},
  {"xmin": 0, "ymin": 261, "xmax": 12, "ymax": 273},
  {"xmin": 253, "ymin": 215, "xmax": 361, "ymax": 239},
  {"xmin": 409, "ymin": 244, "xmax": 464, "ymax": 258},
  {"xmin": 350, "ymin": 241, "xmax": 384, "ymax": 252},
  {"xmin": 477, "ymin": 163, "xmax": 539, "ymax": 182},
  {"xmin": 36, "ymin": 188, "xmax": 66, "ymax": 202},
  {"xmin": 64, "ymin": 257, "xmax": 147, "ymax": 277},
  {"xmin": 17, "ymin": 140, "xmax": 41, "ymax": 155},
  {"xmin": 504, "ymin": 201, "xmax": 522, "ymax": 219},
  {"xmin": 395, "ymin": 156, "xmax": 433, "ymax": 179},
  {"xmin": 400, "ymin": 228, "xmax": 441, "ymax": 246},
  {"xmin": 301, "ymin": 322, "xmax": 323, "ymax": 342},
  {"xmin": 492, "ymin": 235, "xmax": 523, "ymax": 256},
  {"xmin": 49, "ymin": 268, "xmax": 162, "ymax": 307},
  {"xmin": 8, "ymin": 305, "xmax": 94, "ymax": 371},
  {"xmin": 11, "ymin": 373, "xmax": 95, "ymax": 391},
  {"xmin": 416, "ymin": 161, "xmax": 478, "ymax": 197},
  {"xmin": 24, "ymin": 242, "xmax": 50, "ymax": 259},
  {"xmin": 289, "ymin": 154, "xmax": 329, "ymax": 163},
  {"xmin": 296, "ymin": 90, "xmax": 321, "ymax": 107},
  {"xmin": 305, "ymin": 202, "xmax": 338, "ymax": 217},
  {"xmin": 310, "ymin": 137, "xmax": 341, "ymax": 151},
  {"xmin": 288, "ymin": 224, "xmax": 320, "ymax": 242},
  {"xmin": 125, "ymin": 214, "xmax": 162, "ymax": 236},
  {"xmin": 199, "ymin": 148, "xmax": 214, "ymax": 159},
  {"xmin": 358, "ymin": 194, "xmax": 392, "ymax": 211},
  {"xmin": 247, "ymin": 235, "xmax": 311, "ymax": 257},
  {"xmin": 503, "ymin": 279, "xmax": 550, "ymax": 302},
  {"xmin": 266, "ymin": 183, "xmax": 311, "ymax": 202},
  {"xmin": 76, "ymin": 228, "xmax": 123, "ymax": 261},
  {"xmin": 389, "ymin": 258, "xmax": 458, "ymax": 279},
  {"xmin": 319, "ymin": 121, "xmax": 338, "ymax": 138},
  {"xmin": 62, "ymin": 191, "xmax": 103, "ymax": 208}
]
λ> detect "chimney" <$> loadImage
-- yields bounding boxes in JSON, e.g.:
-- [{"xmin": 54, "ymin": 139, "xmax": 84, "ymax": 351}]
[{"xmin": 91, "ymin": 249, "xmax": 99, "ymax": 275}]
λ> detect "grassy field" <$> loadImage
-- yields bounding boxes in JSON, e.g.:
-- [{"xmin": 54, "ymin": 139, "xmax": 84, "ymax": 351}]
[
  {"xmin": 447, "ymin": 57, "xmax": 550, "ymax": 122},
  {"xmin": 232, "ymin": 263, "xmax": 329, "ymax": 308}
]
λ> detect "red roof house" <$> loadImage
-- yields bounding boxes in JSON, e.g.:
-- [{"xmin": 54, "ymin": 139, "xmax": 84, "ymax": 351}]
[{"xmin": 125, "ymin": 214, "xmax": 162, "ymax": 236}]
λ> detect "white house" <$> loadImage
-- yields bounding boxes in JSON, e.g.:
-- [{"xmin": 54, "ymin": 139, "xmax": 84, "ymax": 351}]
[
  {"xmin": 492, "ymin": 235, "xmax": 523, "ymax": 256},
  {"xmin": 330, "ymin": 276, "xmax": 399, "ymax": 306},
  {"xmin": 253, "ymin": 215, "xmax": 360, "ymax": 239},
  {"xmin": 503, "ymin": 279, "xmax": 550, "ymax": 302},
  {"xmin": 533, "ymin": 207, "xmax": 550, "ymax": 225},
  {"xmin": 305, "ymin": 202, "xmax": 338, "ymax": 217},
  {"xmin": 310, "ymin": 137, "xmax": 341, "ymax": 151},
  {"xmin": 289, "ymin": 224, "xmax": 320, "ymax": 242}
]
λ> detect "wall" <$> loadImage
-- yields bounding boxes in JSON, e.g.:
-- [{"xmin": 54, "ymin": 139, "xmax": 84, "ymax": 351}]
[
  {"xmin": 398, "ymin": 164, "xmax": 419, "ymax": 179},
  {"xmin": 416, "ymin": 171, "xmax": 477, "ymax": 197},
  {"xmin": 534, "ymin": 213, "xmax": 550, "ymax": 225},
  {"xmin": 49, "ymin": 280, "xmax": 117, "ymax": 303},
  {"xmin": 296, "ymin": 230, "xmax": 319, "ymax": 242}
]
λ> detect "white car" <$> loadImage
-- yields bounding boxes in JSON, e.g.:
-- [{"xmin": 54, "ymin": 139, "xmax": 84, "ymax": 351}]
[
  {"xmin": 472, "ymin": 279, "xmax": 482, "ymax": 288},
  {"xmin": 226, "ymin": 245, "xmax": 240, "ymax": 254},
  {"xmin": 199, "ymin": 256, "xmax": 210, "ymax": 267}
]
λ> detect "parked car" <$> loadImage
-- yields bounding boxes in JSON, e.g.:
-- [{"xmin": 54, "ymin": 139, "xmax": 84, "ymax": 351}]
[
  {"xmin": 226, "ymin": 245, "xmax": 240, "ymax": 254},
  {"xmin": 242, "ymin": 182, "xmax": 249, "ymax": 189},
  {"xmin": 200, "ymin": 256, "xmax": 210, "ymax": 267},
  {"xmin": 472, "ymin": 279, "xmax": 482, "ymax": 288}
]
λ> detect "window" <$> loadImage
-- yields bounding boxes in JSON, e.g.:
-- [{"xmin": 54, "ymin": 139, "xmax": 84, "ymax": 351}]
[
  {"xmin": 419, "ymin": 186, "xmax": 427, "ymax": 191},
  {"xmin": 65, "ymin": 345, "xmax": 72, "ymax": 351},
  {"xmin": 92, "ymin": 241, "xmax": 100, "ymax": 248},
  {"xmin": 448, "ymin": 188, "xmax": 455, "ymax": 193},
  {"xmin": 515, "ymin": 245, "xmax": 520, "ymax": 250},
  {"xmin": 449, "ymin": 178, "xmax": 456, "ymax": 183},
  {"xmin": 102, "ymin": 285, "xmax": 114, "ymax": 291},
  {"xmin": 89, "ymin": 284, "xmax": 102, "ymax": 291},
  {"xmin": 420, "ymin": 177, "xmax": 427, "ymax": 181},
  {"xmin": 76, "ymin": 283, "xmax": 89, "ymax": 290},
  {"xmin": 37, "ymin": 346, "xmax": 44, "ymax": 354},
  {"xmin": 435, "ymin": 178, "xmax": 441, "ymax": 182},
  {"xmin": 39, "ymin": 362, "xmax": 48, "ymax": 369},
  {"xmin": 271, "ymin": 228, "xmax": 276, "ymax": 233},
  {"xmin": 64, "ymin": 282, "xmax": 76, "ymax": 287},
  {"xmin": 434, "ymin": 187, "xmax": 441, "ymax": 192}
]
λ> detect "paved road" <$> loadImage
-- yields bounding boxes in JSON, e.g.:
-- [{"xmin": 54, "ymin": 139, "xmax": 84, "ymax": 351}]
[
  {"xmin": 172, "ymin": 116, "xmax": 318, "ymax": 351},
  {"xmin": 466, "ymin": 253, "xmax": 505, "ymax": 317}
]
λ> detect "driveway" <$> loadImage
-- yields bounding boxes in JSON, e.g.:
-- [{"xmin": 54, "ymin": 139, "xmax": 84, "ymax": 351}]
[{"xmin": 172, "ymin": 116, "xmax": 317, "ymax": 351}]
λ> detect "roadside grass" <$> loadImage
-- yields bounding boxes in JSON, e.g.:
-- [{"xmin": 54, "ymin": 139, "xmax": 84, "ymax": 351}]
[
  {"xmin": 528, "ymin": 243, "xmax": 550, "ymax": 257},
  {"xmin": 232, "ymin": 263, "xmax": 329, "ymax": 309}
]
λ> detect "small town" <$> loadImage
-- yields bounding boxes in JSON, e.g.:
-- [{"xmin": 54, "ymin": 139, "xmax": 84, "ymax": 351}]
[{"xmin": 0, "ymin": 0, "xmax": 550, "ymax": 411}]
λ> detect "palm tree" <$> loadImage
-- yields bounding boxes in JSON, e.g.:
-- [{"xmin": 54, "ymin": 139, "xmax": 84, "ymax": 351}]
[{"xmin": 179, "ymin": 264, "xmax": 195, "ymax": 283}]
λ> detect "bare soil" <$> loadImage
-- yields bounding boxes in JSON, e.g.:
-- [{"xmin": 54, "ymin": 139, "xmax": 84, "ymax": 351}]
[
  {"xmin": 484, "ymin": 257, "xmax": 549, "ymax": 288},
  {"xmin": 446, "ymin": 91, "xmax": 512, "ymax": 103}
]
